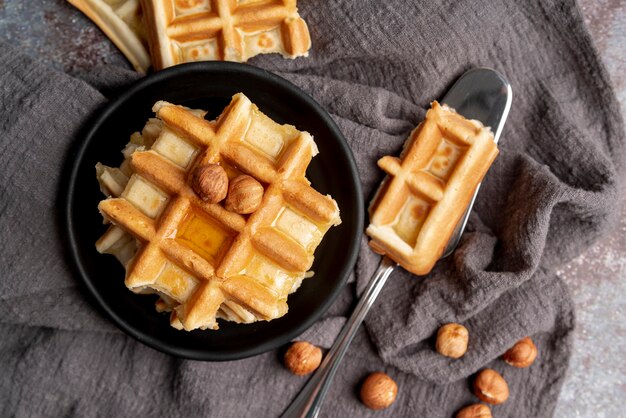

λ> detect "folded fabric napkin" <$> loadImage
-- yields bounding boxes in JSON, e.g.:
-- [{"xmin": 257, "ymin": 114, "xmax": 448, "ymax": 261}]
[{"xmin": 1, "ymin": 0, "xmax": 624, "ymax": 416}]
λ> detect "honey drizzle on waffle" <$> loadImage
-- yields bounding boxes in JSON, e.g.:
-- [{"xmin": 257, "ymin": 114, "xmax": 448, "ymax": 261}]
[
  {"xmin": 141, "ymin": 0, "xmax": 311, "ymax": 69},
  {"xmin": 98, "ymin": 93, "xmax": 340, "ymax": 330},
  {"xmin": 366, "ymin": 102, "xmax": 498, "ymax": 276}
]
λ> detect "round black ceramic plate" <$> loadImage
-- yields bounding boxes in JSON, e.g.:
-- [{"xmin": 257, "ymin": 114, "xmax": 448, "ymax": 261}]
[{"xmin": 65, "ymin": 62, "xmax": 363, "ymax": 361}]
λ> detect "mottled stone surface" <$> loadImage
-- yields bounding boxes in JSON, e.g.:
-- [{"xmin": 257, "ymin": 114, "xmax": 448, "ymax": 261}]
[
  {"xmin": 0, "ymin": 0, "xmax": 129, "ymax": 74},
  {"xmin": 554, "ymin": 1, "xmax": 626, "ymax": 417},
  {"xmin": 0, "ymin": 0, "xmax": 624, "ymax": 416}
]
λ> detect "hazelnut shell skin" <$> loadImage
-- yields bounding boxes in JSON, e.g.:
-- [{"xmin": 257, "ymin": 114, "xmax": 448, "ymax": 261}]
[
  {"xmin": 435, "ymin": 323, "xmax": 469, "ymax": 359},
  {"xmin": 456, "ymin": 404, "xmax": 492, "ymax": 418},
  {"xmin": 503, "ymin": 336, "xmax": 538, "ymax": 368},
  {"xmin": 284, "ymin": 342, "xmax": 322, "ymax": 376},
  {"xmin": 191, "ymin": 164, "xmax": 228, "ymax": 203},
  {"xmin": 359, "ymin": 372, "xmax": 398, "ymax": 410},
  {"xmin": 473, "ymin": 368, "xmax": 509, "ymax": 405},
  {"xmin": 225, "ymin": 175, "xmax": 264, "ymax": 214}
]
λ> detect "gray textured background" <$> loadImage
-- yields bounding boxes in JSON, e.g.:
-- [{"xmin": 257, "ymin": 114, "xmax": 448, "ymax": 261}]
[{"xmin": 0, "ymin": 0, "xmax": 623, "ymax": 416}]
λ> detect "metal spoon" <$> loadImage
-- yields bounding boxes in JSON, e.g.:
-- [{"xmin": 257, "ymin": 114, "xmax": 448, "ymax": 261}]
[{"xmin": 281, "ymin": 68, "xmax": 512, "ymax": 418}]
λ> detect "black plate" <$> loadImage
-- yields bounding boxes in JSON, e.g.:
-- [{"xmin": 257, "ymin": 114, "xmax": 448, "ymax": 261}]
[{"xmin": 65, "ymin": 62, "xmax": 363, "ymax": 361}]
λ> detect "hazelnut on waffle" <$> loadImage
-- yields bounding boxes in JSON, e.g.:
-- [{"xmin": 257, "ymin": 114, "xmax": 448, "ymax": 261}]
[
  {"xmin": 141, "ymin": 0, "xmax": 311, "ymax": 69},
  {"xmin": 68, "ymin": 0, "xmax": 151, "ymax": 73},
  {"xmin": 96, "ymin": 93, "xmax": 340, "ymax": 331},
  {"xmin": 366, "ymin": 102, "xmax": 498, "ymax": 276}
]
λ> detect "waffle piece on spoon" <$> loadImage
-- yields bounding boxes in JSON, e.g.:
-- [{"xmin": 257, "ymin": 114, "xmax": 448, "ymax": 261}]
[
  {"xmin": 96, "ymin": 93, "xmax": 340, "ymax": 331},
  {"xmin": 366, "ymin": 101, "xmax": 499, "ymax": 275}
]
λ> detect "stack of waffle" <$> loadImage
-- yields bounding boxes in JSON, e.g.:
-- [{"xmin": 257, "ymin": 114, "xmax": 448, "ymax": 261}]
[
  {"xmin": 68, "ymin": 0, "xmax": 311, "ymax": 72},
  {"xmin": 96, "ymin": 93, "xmax": 340, "ymax": 331},
  {"xmin": 366, "ymin": 102, "xmax": 499, "ymax": 275}
]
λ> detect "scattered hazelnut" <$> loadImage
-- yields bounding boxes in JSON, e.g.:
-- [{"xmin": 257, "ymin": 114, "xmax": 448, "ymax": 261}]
[
  {"xmin": 284, "ymin": 341, "xmax": 322, "ymax": 376},
  {"xmin": 359, "ymin": 372, "xmax": 398, "ymax": 410},
  {"xmin": 225, "ymin": 175, "xmax": 264, "ymax": 214},
  {"xmin": 456, "ymin": 404, "xmax": 492, "ymax": 418},
  {"xmin": 435, "ymin": 323, "xmax": 469, "ymax": 359},
  {"xmin": 503, "ymin": 336, "xmax": 538, "ymax": 368},
  {"xmin": 473, "ymin": 369, "xmax": 509, "ymax": 405},
  {"xmin": 192, "ymin": 164, "xmax": 228, "ymax": 203}
]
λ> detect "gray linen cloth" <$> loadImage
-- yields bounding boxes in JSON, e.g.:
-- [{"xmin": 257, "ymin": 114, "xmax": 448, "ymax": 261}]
[{"xmin": 1, "ymin": 0, "xmax": 624, "ymax": 416}]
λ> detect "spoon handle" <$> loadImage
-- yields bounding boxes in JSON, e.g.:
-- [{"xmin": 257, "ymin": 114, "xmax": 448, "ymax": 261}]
[{"xmin": 280, "ymin": 256, "xmax": 396, "ymax": 418}]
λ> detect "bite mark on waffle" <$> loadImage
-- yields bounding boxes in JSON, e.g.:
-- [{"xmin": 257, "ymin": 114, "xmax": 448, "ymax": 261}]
[
  {"xmin": 96, "ymin": 93, "xmax": 340, "ymax": 330},
  {"xmin": 366, "ymin": 102, "xmax": 498, "ymax": 276}
]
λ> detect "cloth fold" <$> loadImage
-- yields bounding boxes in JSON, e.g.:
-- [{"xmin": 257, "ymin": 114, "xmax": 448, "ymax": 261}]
[{"xmin": 1, "ymin": 0, "xmax": 624, "ymax": 416}]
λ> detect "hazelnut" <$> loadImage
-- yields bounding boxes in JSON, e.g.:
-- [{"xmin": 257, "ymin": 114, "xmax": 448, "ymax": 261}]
[
  {"xmin": 435, "ymin": 323, "xmax": 469, "ymax": 359},
  {"xmin": 359, "ymin": 372, "xmax": 398, "ymax": 410},
  {"xmin": 473, "ymin": 369, "xmax": 509, "ymax": 405},
  {"xmin": 284, "ymin": 341, "xmax": 322, "ymax": 376},
  {"xmin": 503, "ymin": 336, "xmax": 538, "ymax": 368},
  {"xmin": 225, "ymin": 175, "xmax": 264, "ymax": 214},
  {"xmin": 456, "ymin": 404, "xmax": 492, "ymax": 418},
  {"xmin": 192, "ymin": 164, "xmax": 228, "ymax": 203}
]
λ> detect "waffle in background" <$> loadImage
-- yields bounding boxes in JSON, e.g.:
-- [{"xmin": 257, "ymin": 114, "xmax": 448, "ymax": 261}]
[
  {"xmin": 142, "ymin": 0, "xmax": 311, "ymax": 69},
  {"xmin": 366, "ymin": 102, "xmax": 499, "ymax": 275},
  {"xmin": 96, "ymin": 93, "xmax": 340, "ymax": 331},
  {"xmin": 68, "ymin": 0, "xmax": 311, "ymax": 71}
]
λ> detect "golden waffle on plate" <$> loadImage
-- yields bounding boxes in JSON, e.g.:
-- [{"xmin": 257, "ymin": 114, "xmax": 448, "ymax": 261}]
[
  {"xmin": 366, "ymin": 101, "xmax": 498, "ymax": 276},
  {"xmin": 96, "ymin": 93, "xmax": 340, "ymax": 331},
  {"xmin": 68, "ymin": 0, "xmax": 151, "ymax": 72},
  {"xmin": 141, "ymin": 0, "xmax": 311, "ymax": 69}
]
